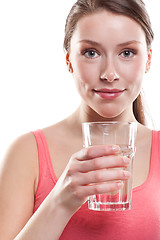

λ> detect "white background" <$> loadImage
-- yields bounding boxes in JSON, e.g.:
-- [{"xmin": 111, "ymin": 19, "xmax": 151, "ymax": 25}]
[{"xmin": 0, "ymin": 0, "xmax": 160, "ymax": 161}]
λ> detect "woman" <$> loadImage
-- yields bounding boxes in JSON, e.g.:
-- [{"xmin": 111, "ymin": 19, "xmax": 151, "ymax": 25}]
[{"xmin": 0, "ymin": 0, "xmax": 159, "ymax": 239}]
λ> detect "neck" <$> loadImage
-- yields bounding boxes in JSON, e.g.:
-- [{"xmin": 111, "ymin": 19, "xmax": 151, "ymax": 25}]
[{"xmin": 67, "ymin": 101, "xmax": 137, "ymax": 133}]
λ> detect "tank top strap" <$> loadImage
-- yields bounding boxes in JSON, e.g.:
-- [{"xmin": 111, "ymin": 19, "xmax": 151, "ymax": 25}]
[
  {"xmin": 150, "ymin": 130, "xmax": 160, "ymax": 172},
  {"xmin": 31, "ymin": 129, "xmax": 57, "ymax": 184}
]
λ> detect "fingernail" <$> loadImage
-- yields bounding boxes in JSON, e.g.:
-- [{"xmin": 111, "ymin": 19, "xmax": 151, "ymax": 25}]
[
  {"xmin": 117, "ymin": 182, "xmax": 124, "ymax": 188},
  {"xmin": 112, "ymin": 145, "xmax": 120, "ymax": 152},
  {"xmin": 123, "ymin": 157, "xmax": 130, "ymax": 164},
  {"xmin": 124, "ymin": 171, "xmax": 131, "ymax": 178}
]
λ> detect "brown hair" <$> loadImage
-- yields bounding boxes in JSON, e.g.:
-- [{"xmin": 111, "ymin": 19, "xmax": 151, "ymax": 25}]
[{"xmin": 64, "ymin": 0, "xmax": 154, "ymax": 125}]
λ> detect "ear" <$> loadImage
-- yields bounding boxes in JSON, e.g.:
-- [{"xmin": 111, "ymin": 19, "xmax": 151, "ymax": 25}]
[
  {"xmin": 145, "ymin": 48, "xmax": 152, "ymax": 73},
  {"xmin": 66, "ymin": 52, "xmax": 73, "ymax": 73}
]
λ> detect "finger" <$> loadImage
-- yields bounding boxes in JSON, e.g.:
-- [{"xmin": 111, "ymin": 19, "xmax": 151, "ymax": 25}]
[
  {"xmin": 78, "ymin": 155, "xmax": 130, "ymax": 172},
  {"xmin": 76, "ymin": 168, "xmax": 130, "ymax": 185},
  {"xmin": 76, "ymin": 182, "xmax": 124, "ymax": 199},
  {"xmin": 75, "ymin": 145, "xmax": 120, "ymax": 161}
]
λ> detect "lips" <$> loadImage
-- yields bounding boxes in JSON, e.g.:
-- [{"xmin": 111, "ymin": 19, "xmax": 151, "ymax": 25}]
[{"xmin": 93, "ymin": 88, "xmax": 125, "ymax": 100}]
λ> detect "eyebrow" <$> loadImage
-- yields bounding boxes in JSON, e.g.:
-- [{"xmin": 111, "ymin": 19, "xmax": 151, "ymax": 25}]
[
  {"xmin": 78, "ymin": 39, "xmax": 142, "ymax": 47},
  {"xmin": 117, "ymin": 40, "xmax": 142, "ymax": 47}
]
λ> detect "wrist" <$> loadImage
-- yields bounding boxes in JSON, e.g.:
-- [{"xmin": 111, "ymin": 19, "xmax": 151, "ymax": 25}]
[{"xmin": 47, "ymin": 190, "xmax": 75, "ymax": 225}]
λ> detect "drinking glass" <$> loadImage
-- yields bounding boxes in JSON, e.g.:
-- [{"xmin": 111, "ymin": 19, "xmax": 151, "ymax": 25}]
[{"xmin": 82, "ymin": 121, "xmax": 137, "ymax": 211}]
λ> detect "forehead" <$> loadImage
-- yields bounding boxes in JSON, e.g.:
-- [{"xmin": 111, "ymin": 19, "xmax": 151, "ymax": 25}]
[{"xmin": 71, "ymin": 10, "xmax": 146, "ymax": 46}]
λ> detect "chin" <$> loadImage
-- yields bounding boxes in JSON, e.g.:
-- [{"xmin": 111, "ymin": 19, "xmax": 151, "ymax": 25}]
[{"xmin": 96, "ymin": 107, "xmax": 124, "ymax": 120}]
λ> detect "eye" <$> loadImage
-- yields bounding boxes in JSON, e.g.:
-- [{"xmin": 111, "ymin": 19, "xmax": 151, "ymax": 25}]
[
  {"xmin": 120, "ymin": 50, "xmax": 136, "ymax": 58},
  {"xmin": 82, "ymin": 49, "xmax": 99, "ymax": 58}
]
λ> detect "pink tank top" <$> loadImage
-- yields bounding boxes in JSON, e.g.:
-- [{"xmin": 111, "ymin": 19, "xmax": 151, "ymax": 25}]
[{"xmin": 32, "ymin": 129, "xmax": 160, "ymax": 240}]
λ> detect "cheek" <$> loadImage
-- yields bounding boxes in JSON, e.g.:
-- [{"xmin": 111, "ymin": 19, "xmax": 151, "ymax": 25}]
[
  {"xmin": 121, "ymin": 59, "xmax": 146, "ymax": 85},
  {"xmin": 72, "ymin": 59, "xmax": 99, "ymax": 85}
]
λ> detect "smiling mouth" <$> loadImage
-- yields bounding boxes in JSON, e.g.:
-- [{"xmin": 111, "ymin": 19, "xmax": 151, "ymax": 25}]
[{"xmin": 93, "ymin": 88, "xmax": 126, "ymax": 99}]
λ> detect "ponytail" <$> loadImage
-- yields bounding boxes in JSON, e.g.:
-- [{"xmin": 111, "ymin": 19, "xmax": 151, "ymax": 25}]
[{"xmin": 133, "ymin": 92, "xmax": 146, "ymax": 125}]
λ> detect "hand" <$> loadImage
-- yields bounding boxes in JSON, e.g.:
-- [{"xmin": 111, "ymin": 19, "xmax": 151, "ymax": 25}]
[{"xmin": 51, "ymin": 145, "xmax": 130, "ymax": 214}]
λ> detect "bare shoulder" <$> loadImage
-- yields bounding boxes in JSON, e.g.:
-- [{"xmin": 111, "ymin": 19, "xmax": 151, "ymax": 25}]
[
  {"xmin": 42, "ymin": 119, "xmax": 75, "ymax": 144},
  {"xmin": 0, "ymin": 132, "xmax": 38, "ymax": 239},
  {"xmin": 42, "ymin": 119, "xmax": 71, "ymax": 135},
  {"xmin": 1, "ymin": 132, "xmax": 38, "ymax": 183}
]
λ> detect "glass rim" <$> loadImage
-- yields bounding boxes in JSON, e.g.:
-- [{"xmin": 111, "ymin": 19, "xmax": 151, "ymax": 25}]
[{"xmin": 82, "ymin": 121, "xmax": 137, "ymax": 125}]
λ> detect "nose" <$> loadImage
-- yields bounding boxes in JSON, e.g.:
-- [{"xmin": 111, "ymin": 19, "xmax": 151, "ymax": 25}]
[{"xmin": 100, "ymin": 60, "xmax": 119, "ymax": 82}]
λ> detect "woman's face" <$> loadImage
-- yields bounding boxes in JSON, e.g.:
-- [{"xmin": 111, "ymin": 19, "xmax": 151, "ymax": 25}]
[{"xmin": 67, "ymin": 10, "xmax": 151, "ymax": 120}]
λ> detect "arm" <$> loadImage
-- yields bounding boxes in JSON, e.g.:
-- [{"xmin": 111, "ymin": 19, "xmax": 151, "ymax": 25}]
[
  {"xmin": 0, "ymin": 133, "xmax": 38, "ymax": 239},
  {"xmin": 0, "ymin": 134, "xmax": 130, "ymax": 240},
  {"xmin": 0, "ymin": 133, "xmax": 72, "ymax": 240}
]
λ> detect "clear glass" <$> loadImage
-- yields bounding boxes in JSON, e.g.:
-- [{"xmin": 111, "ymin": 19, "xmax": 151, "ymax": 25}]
[{"xmin": 82, "ymin": 121, "xmax": 137, "ymax": 211}]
